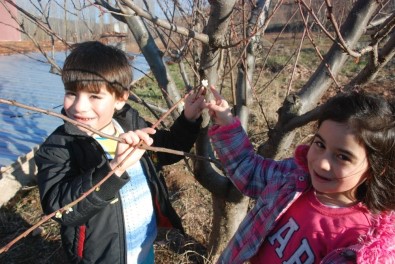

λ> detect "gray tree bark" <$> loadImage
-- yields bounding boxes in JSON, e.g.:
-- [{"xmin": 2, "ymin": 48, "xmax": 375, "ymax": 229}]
[
  {"xmin": 258, "ymin": 0, "xmax": 381, "ymax": 159},
  {"xmin": 118, "ymin": 1, "xmax": 184, "ymax": 118}
]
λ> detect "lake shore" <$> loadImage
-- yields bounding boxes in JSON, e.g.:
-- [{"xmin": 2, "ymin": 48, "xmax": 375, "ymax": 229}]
[{"xmin": 0, "ymin": 40, "xmax": 141, "ymax": 56}]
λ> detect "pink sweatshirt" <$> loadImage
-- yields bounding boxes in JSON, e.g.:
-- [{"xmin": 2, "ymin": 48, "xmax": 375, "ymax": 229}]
[{"xmin": 209, "ymin": 119, "xmax": 395, "ymax": 263}]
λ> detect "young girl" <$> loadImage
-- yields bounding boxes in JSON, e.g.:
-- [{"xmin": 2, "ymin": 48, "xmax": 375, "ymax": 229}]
[{"xmin": 206, "ymin": 86, "xmax": 395, "ymax": 263}]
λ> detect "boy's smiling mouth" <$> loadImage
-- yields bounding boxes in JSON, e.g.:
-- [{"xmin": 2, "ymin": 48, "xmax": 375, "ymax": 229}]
[
  {"xmin": 73, "ymin": 115, "xmax": 94, "ymax": 121},
  {"xmin": 73, "ymin": 115, "xmax": 94, "ymax": 122}
]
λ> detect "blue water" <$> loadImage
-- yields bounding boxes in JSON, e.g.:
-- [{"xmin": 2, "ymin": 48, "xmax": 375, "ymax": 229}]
[{"xmin": 0, "ymin": 51, "xmax": 149, "ymax": 168}]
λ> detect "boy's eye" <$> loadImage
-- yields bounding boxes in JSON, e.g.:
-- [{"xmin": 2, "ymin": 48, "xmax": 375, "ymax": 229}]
[
  {"xmin": 65, "ymin": 91, "xmax": 76, "ymax": 97},
  {"xmin": 90, "ymin": 94, "xmax": 102, "ymax": 99}
]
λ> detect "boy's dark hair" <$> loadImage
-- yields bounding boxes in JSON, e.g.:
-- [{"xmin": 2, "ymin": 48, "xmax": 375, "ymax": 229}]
[
  {"xmin": 62, "ymin": 41, "xmax": 132, "ymax": 98},
  {"xmin": 318, "ymin": 91, "xmax": 395, "ymax": 213}
]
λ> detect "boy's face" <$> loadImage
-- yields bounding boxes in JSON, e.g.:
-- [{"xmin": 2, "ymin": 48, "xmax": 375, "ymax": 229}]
[{"xmin": 64, "ymin": 84, "xmax": 126, "ymax": 134}]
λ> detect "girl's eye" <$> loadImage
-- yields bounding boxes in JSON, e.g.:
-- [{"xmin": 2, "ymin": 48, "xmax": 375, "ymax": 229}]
[
  {"xmin": 337, "ymin": 154, "xmax": 351, "ymax": 162},
  {"xmin": 313, "ymin": 140, "xmax": 324, "ymax": 149}
]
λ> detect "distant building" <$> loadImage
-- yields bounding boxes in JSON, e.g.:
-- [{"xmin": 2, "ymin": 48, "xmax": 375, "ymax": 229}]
[{"xmin": 0, "ymin": 0, "xmax": 21, "ymax": 41}]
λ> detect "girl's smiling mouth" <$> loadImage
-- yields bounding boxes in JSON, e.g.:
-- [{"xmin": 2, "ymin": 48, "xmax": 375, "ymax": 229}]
[{"xmin": 313, "ymin": 171, "xmax": 331, "ymax": 182}]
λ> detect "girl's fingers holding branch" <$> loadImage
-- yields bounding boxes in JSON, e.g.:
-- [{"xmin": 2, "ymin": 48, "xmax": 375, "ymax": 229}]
[{"xmin": 206, "ymin": 86, "xmax": 234, "ymax": 126}]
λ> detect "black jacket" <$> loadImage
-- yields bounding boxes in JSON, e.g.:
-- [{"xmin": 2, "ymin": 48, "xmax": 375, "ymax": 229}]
[{"xmin": 34, "ymin": 104, "xmax": 201, "ymax": 263}]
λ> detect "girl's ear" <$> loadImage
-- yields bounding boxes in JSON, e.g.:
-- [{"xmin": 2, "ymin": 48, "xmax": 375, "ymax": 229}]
[{"xmin": 115, "ymin": 91, "xmax": 129, "ymax": 110}]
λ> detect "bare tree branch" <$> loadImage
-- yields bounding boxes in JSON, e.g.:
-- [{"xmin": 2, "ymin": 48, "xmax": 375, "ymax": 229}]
[
  {"xmin": 0, "ymin": 94, "xmax": 219, "ymax": 253},
  {"xmin": 120, "ymin": 0, "xmax": 209, "ymax": 43}
]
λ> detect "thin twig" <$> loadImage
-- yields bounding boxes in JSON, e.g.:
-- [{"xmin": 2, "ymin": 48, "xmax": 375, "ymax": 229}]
[
  {"xmin": 0, "ymin": 98, "xmax": 218, "ymax": 165},
  {"xmin": 296, "ymin": 1, "xmax": 341, "ymax": 89},
  {"xmin": 323, "ymin": 0, "xmax": 361, "ymax": 58},
  {"xmin": 0, "ymin": 96, "xmax": 218, "ymax": 254}
]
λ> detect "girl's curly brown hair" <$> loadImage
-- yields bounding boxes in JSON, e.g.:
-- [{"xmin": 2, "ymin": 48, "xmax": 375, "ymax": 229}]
[{"xmin": 318, "ymin": 91, "xmax": 395, "ymax": 213}]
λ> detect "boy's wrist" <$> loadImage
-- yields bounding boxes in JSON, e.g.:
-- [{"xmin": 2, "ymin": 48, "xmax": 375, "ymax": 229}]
[
  {"xmin": 185, "ymin": 116, "xmax": 199, "ymax": 122},
  {"xmin": 110, "ymin": 161, "xmax": 125, "ymax": 177},
  {"xmin": 182, "ymin": 110, "xmax": 202, "ymax": 123},
  {"xmin": 183, "ymin": 111, "xmax": 197, "ymax": 122},
  {"xmin": 113, "ymin": 169, "xmax": 125, "ymax": 177}
]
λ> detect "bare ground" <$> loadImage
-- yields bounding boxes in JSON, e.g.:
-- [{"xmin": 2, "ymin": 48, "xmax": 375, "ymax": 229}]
[{"xmin": 0, "ymin": 162, "xmax": 212, "ymax": 264}]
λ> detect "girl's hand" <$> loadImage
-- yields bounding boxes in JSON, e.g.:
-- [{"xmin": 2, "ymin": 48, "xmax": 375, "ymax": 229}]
[
  {"xmin": 110, "ymin": 127, "xmax": 156, "ymax": 176},
  {"xmin": 206, "ymin": 85, "xmax": 235, "ymax": 126},
  {"xmin": 184, "ymin": 86, "xmax": 206, "ymax": 122}
]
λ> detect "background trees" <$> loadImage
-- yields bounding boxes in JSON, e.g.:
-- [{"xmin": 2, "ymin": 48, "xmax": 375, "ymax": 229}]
[{"xmin": 1, "ymin": 0, "xmax": 395, "ymax": 262}]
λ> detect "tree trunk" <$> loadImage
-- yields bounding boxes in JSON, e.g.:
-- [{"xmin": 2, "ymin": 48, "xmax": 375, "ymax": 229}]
[
  {"xmin": 119, "ymin": 2, "xmax": 183, "ymax": 118},
  {"xmin": 194, "ymin": 0, "xmax": 275, "ymax": 260},
  {"xmin": 258, "ymin": 0, "xmax": 380, "ymax": 159},
  {"xmin": 347, "ymin": 27, "xmax": 395, "ymax": 89},
  {"xmin": 193, "ymin": 0, "xmax": 241, "ymax": 260}
]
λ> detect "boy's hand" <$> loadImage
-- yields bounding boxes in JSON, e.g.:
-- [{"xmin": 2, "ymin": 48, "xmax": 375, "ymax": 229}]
[
  {"xmin": 206, "ymin": 86, "xmax": 235, "ymax": 126},
  {"xmin": 184, "ymin": 86, "xmax": 206, "ymax": 122},
  {"xmin": 110, "ymin": 127, "xmax": 156, "ymax": 176}
]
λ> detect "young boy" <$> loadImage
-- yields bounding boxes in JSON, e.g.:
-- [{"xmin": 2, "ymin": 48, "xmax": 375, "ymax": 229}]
[{"xmin": 34, "ymin": 41, "xmax": 205, "ymax": 263}]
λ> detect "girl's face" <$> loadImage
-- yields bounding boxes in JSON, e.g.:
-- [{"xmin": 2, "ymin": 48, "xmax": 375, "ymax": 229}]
[
  {"xmin": 307, "ymin": 120, "xmax": 369, "ymax": 205},
  {"xmin": 64, "ymin": 84, "xmax": 126, "ymax": 134}
]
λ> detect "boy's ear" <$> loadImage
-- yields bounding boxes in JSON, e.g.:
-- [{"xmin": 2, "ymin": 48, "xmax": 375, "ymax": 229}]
[
  {"xmin": 122, "ymin": 91, "xmax": 129, "ymax": 101},
  {"xmin": 115, "ymin": 91, "xmax": 129, "ymax": 110}
]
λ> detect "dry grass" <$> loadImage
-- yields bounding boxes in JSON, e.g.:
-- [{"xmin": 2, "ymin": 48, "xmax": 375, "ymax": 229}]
[
  {"xmin": 0, "ymin": 39, "xmax": 142, "ymax": 56},
  {"xmin": 0, "ymin": 162, "xmax": 214, "ymax": 264},
  {"xmin": 0, "ymin": 40, "xmax": 68, "ymax": 56},
  {"xmin": 154, "ymin": 162, "xmax": 214, "ymax": 264},
  {"xmin": 0, "ymin": 188, "xmax": 67, "ymax": 264}
]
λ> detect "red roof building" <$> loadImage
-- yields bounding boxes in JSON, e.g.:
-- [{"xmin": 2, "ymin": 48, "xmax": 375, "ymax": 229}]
[{"xmin": 0, "ymin": 0, "xmax": 21, "ymax": 41}]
